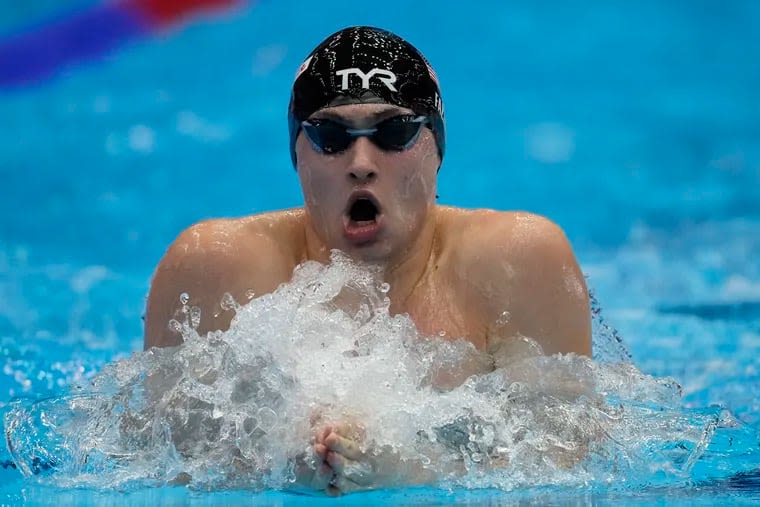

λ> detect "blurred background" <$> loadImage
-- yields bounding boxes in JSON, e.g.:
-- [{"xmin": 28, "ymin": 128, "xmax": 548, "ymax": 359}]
[{"xmin": 0, "ymin": 0, "xmax": 758, "ymax": 421}]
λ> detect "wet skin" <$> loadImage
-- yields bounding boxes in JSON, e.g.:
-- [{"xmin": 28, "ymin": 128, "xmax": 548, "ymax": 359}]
[{"xmin": 144, "ymin": 103, "xmax": 592, "ymax": 494}]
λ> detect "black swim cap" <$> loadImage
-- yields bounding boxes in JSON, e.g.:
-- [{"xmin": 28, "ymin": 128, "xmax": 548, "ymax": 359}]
[{"xmin": 288, "ymin": 26, "xmax": 445, "ymax": 169}]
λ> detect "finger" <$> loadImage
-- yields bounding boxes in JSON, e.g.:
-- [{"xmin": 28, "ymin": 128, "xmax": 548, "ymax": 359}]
[
  {"xmin": 316, "ymin": 426, "xmax": 332, "ymax": 445},
  {"xmin": 293, "ymin": 452, "xmax": 332, "ymax": 492},
  {"xmin": 311, "ymin": 462, "xmax": 334, "ymax": 491},
  {"xmin": 325, "ymin": 450, "xmax": 374, "ymax": 487},
  {"xmin": 341, "ymin": 459, "xmax": 374, "ymax": 486},
  {"xmin": 325, "ymin": 433, "xmax": 364, "ymax": 461},
  {"xmin": 314, "ymin": 443, "xmax": 328, "ymax": 459},
  {"xmin": 325, "ymin": 450, "xmax": 348, "ymax": 475}
]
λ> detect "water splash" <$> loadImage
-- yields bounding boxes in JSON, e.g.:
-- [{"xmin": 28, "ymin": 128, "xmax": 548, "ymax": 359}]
[{"xmin": 3, "ymin": 253, "xmax": 757, "ymax": 491}]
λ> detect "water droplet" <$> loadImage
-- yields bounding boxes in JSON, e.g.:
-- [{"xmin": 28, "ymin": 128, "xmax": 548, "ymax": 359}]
[
  {"xmin": 190, "ymin": 306, "xmax": 201, "ymax": 329},
  {"xmin": 220, "ymin": 292, "xmax": 239, "ymax": 312},
  {"xmin": 6, "ymin": 251, "xmax": 711, "ymax": 491},
  {"xmin": 168, "ymin": 319, "xmax": 182, "ymax": 333},
  {"xmin": 496, "ymin": 310, "xmax": 511, "ymax": 326}
]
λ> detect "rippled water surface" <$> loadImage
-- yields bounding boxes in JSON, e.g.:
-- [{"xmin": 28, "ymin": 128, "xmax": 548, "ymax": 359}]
[{"xmin": 1, "ymin": 0, "xmax": 759, "ymax": 504}]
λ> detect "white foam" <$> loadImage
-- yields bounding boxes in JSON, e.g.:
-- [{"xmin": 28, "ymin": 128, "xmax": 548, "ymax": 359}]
[{"xmin": 3, "ymin": 253, "xmax": 738, "ymax": 491}]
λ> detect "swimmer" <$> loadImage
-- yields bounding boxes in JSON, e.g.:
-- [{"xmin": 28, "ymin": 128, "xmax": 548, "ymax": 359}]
[{"xmin": 144, "ymin": 26, "xmax": 592, "ymax": 494}]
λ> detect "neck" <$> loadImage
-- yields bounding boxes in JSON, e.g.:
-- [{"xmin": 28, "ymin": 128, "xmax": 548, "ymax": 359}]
[
  {"xmin": 383, "ymin": 208, "xmax": 438, "ymax": 312},
  {"xmin": 301, "ymin": 206, "xmax": 439, "ymax": 309}
]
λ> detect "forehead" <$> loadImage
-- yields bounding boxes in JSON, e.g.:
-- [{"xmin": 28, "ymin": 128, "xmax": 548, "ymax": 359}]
[{"xmin": 310, "ymin": 103, "xmax": 414, "ymax": 122}]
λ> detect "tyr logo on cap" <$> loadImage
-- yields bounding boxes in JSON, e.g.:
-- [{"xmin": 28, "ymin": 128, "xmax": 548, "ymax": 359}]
[{"xmin": 335, "ymin": 68, "xmax": 398, "ymax": 92}]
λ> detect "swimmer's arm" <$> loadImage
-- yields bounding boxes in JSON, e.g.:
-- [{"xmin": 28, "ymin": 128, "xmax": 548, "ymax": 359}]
[
  {"xmin": 472, "ymin": 216, "xmax": 597, "ymax": 468},
  {"xmin": 143, "ymin": 220, "xmax": 295, "ymax": 349},
  {"xmin": 473, "ymin": 213, "xmax": 592, "ymax": 359}
]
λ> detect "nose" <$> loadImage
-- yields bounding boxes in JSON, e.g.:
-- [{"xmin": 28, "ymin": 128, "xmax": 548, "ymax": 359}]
[{"xmin": 346, "ymin": 137, "xmax": 379, "ymax": 183}]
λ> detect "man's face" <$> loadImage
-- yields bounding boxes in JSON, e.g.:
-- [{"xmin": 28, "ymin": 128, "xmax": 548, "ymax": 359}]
[{"xmin": 295, "ymin": 103, "xmax": 440, "ymax": 263}]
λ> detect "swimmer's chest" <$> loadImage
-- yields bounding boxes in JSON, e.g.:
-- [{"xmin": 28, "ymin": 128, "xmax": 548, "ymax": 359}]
[{"xmin": 399, "ymin": 278, "xmax": 488, "ymax": 352}]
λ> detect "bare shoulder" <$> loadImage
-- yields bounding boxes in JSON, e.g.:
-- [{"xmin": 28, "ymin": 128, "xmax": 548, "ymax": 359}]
[
  {"xmin": 440, "ymin": 207, "xmax": 573, "ymax": 267},
  {"xmin": 438, "ymin": 207, "xmax": 591, "ymax": 356},
  {"xmin": 144, "ymin": 210, "xmax": 306, "ymax": 349},
  {"xmin": 164, "ymin": 211, "xmax": 304, "ymax": 270}
]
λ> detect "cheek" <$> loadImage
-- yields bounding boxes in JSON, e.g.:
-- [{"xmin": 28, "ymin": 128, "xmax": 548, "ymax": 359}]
[
  {"xmin": 300, "ymin": 172, "xmax": 339, "ymax": 231},
  {"xmin": 396, "ymin": 150, "xmax": 438, "ymax": 203},
  {"xmin": 398, "ymin": 170, "xmax": 430, "ymax": 203},
  {"xmin": 298, "ymin": 167, "xmax": 327, "ymax": 203},
  {"xmin": 298, "ymin": 169, "xmax": 336, "ymax": 239},
  {"xmin": 297, "ymin": 141, "xmax": 335, "ymax": 202},
  {"xmin": 296, "ymin": 150, "xmax": 345, "ymax": 241}
]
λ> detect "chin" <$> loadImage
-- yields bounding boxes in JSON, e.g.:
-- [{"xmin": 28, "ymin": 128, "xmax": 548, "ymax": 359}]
[{"xmin": 340, "ymin": 239, "xmax": 394, "ymax": 264}]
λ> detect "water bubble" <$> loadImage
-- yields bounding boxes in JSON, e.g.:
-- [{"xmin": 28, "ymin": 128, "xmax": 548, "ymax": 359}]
[
  {"xmin": 179, "ymin": 293, "xmax": 190, "ymax": 305},
  {"xmin": 257, "ymin": 407, "xmax": 277, "ymax": 431},
  {"xmin": 5, "ymin": 252, "xmax": 747, "ymax": 491},
  {"xmin": 242, "ymin": 416, "xmax": 258, "ymax": 435},
  {"xmin": 379, "ymin": 282, "xmax": 390, "ymax": 294}
]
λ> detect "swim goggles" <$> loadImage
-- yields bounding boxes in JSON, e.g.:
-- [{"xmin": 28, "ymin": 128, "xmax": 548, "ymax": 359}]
[{"xmin": 300, "ymin": 114, "xmax": 430, "ymax": 154}]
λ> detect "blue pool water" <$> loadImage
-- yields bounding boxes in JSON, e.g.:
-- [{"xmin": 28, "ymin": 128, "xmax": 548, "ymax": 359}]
[{"xmin": 1, "ymin": 0, "xmax": 759, "ymax": 504}]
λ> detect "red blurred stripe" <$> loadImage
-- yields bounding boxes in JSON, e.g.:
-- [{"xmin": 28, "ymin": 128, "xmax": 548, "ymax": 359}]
[{"xmin": 127, "ymin": 0, "xmax": 242, "ymax": 26}]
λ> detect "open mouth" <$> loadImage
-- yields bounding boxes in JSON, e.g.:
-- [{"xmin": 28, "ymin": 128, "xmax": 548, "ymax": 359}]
[
  {"xmin": 348, "ymin": 198, "xmax": 379, "ymax": 224},
  {"xmin": 344, "ymin": 193, "xmax": 383, "ymax": 243}
]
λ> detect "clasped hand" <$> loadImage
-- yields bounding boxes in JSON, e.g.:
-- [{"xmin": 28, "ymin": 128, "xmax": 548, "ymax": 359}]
[{"xmin": 298, "ymin": 419, "xmax": 384, "ymax": 496}]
